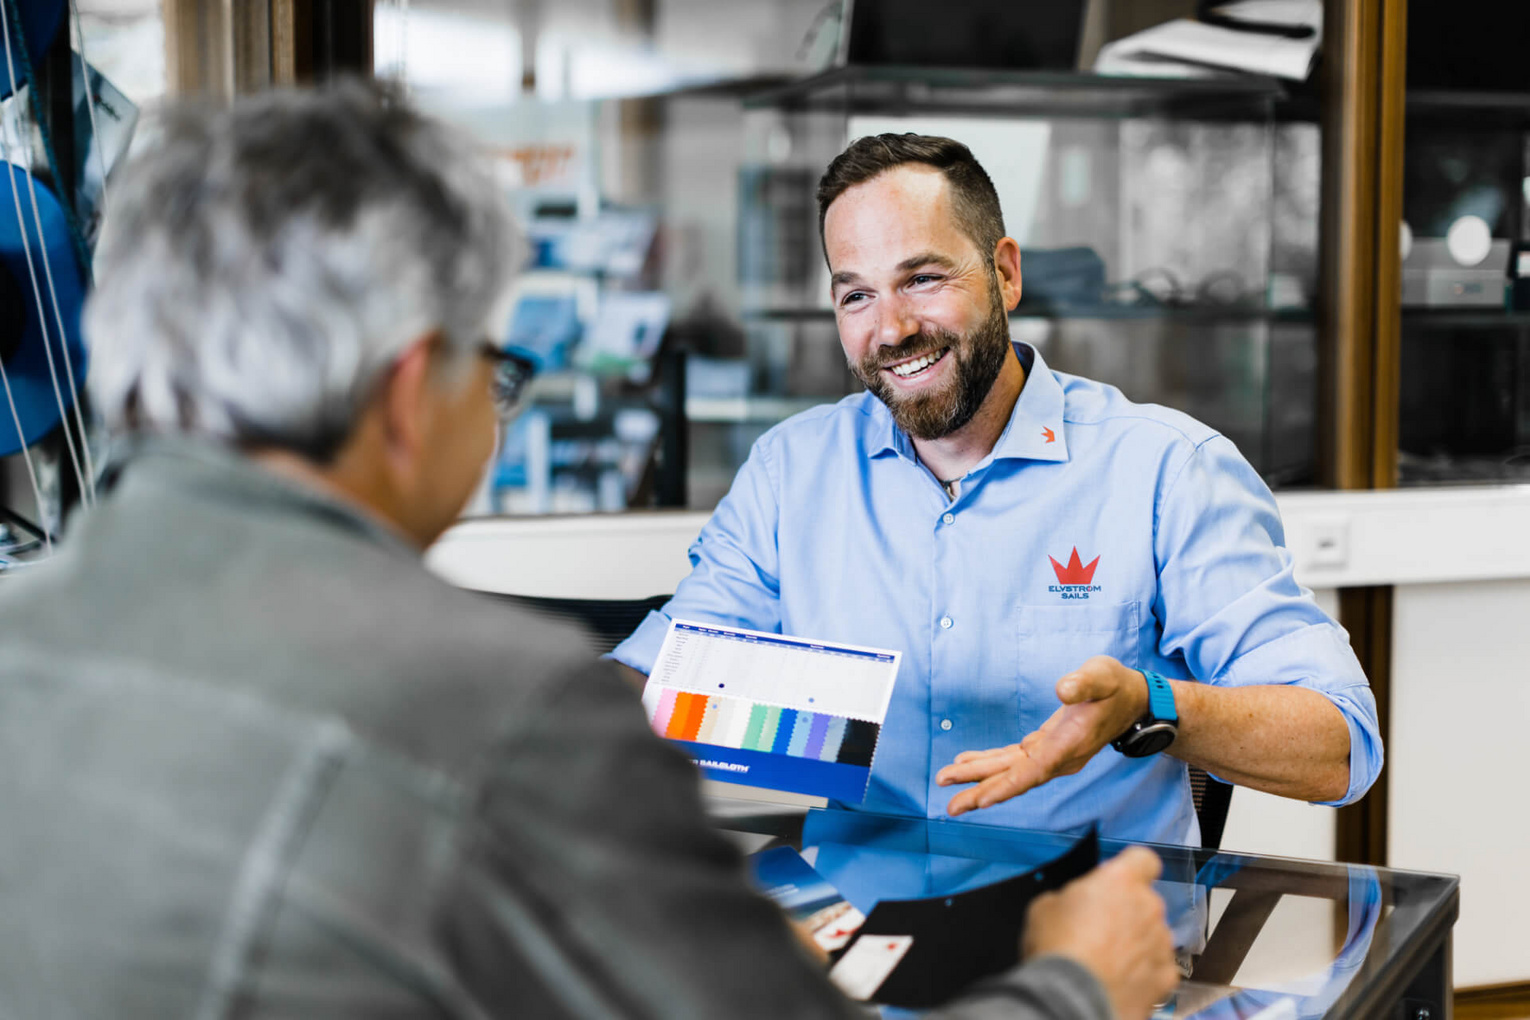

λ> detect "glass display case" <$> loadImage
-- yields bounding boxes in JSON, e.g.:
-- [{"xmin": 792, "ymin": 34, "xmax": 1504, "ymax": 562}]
[
  {"xmin": 1396, "ymin": 92, "xmax": 1530, "ymax": 485},
  {"xmin": 1389, "ymin": 2, "xmax": 1530, "ymax": 485},
  {"xmin": 689, "ymin": 65, "xmax": 1322, "ymax": 506}
]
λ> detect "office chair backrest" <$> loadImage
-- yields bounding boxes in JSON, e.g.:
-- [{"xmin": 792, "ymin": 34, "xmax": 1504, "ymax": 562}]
[
  {"xmin": 479, "ymin": 590, "xmax": 1236, "ymax": 850},
  {"xmin": 1190, "ymin": 766, "xmax": 1233, "ymax": 852}
]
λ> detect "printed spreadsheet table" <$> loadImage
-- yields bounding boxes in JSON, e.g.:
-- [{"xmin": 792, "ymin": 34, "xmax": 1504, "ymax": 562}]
[{"xmin": 642, "ymin": 620, "xmax": 901, "ymax": 802}]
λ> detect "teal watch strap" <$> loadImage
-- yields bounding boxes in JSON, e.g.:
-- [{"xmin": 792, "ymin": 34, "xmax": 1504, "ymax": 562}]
[
  {"xmin": 1142, "ymin": 670, "xmax": 1177, "ymax": 724},
  {"xmin": 1110, "ymin": 669, "xmax": 1180, "ymax": 758}
]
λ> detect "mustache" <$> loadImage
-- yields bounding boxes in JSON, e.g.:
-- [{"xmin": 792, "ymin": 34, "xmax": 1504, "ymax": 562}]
[{"xmin": 868, "ymin": 330, "xmax": 959, "ymax": 368}]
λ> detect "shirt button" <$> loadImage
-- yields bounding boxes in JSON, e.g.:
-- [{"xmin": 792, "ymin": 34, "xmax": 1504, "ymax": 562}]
[
  {"xmin": 939, "ymin": 616, "xmax": 953, "ymax": 629},
  {"xmin": 942, "ymin": 512, "xmax": 955, "ymax": 525},
  {"xmin": 940, "ymin": 719, "xmax": 953, "ymax": 731}
]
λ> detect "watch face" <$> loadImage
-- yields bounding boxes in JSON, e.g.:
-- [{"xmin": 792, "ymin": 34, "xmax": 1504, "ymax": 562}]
[{"xmin": 1122, "ymin": 722, "xmax": 1177, "ymax": 758}]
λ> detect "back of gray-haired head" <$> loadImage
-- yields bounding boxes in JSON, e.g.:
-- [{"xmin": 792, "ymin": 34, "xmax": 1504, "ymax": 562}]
[{"xmin": 86, "ymin": 80, "xmax": 518, "ymax": 461}]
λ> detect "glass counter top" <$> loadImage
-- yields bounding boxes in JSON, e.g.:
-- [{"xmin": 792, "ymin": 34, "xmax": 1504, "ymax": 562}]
[{"xmin": 712, "ymin": 802, "xmax": 1458, "ymax": 1020}]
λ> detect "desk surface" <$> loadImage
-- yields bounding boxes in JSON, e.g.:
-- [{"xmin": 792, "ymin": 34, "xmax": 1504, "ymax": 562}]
[{"xmin": 712, "ymin": 802, "xmax": 1459, "ymax": 1020}]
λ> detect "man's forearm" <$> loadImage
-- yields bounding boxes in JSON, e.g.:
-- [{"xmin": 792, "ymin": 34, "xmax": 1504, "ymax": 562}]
[{"xmin": 1168, "ymin": 680, "xmax": 1351, "ymax": 803}]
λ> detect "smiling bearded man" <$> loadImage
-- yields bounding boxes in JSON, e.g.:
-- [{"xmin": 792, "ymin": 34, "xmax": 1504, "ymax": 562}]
[{"xmin": 612, "ymin": 133, "xmax": 1381, "ymax": 879}]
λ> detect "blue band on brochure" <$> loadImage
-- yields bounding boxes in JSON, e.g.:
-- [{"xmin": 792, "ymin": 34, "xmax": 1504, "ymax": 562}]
[{"xmin": 672, "ymin": 739, "xmax": 872, "ymax": 803}]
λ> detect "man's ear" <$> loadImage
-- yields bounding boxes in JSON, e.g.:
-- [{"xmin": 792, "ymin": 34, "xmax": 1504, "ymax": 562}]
[
  {"xmin": 993, "ymin": 237, "xmax": 1023, "ymax": 311},
  {"xmin": 377, "ymin": 331, "xmax": 440, "ymax": 487}
]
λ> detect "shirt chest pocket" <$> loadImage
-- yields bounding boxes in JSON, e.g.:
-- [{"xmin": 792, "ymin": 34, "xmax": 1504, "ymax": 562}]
[{"xmin": 1015, "ymin": 601, "xmax": 1142, "ymax": 696}]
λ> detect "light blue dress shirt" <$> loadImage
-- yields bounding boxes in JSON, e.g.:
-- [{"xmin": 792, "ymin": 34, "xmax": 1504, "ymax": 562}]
[{"xmin": 613, "ymin": 343, "xmax": 1382, "ymax": 847}]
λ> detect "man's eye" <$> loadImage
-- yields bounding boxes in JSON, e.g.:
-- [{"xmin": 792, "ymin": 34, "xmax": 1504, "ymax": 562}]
[
  {"xmin": 841, "ymin": 291, "xmax": 867, "ymax": 306},
  {"xmin": 910, "ymin": 274, "xmax": 940, "ymax": 286}
]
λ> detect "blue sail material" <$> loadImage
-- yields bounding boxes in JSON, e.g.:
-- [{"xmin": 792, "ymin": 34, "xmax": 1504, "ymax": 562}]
[
  {"xmin": 0, "ymin": 160, "xmax": 86, "ymax": 457},
  {"xmin": 0, "ymin": 0, "xmax": 66, "ymax": 99}
]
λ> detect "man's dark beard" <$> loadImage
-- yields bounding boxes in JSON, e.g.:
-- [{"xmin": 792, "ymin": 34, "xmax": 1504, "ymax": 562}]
[{"xmin": 852, "ymin": 295, "xmax": 1012, "ymax": 441}]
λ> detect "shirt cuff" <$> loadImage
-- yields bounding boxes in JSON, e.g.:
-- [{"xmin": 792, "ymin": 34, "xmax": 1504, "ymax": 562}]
[{"xmin": 1311, "ymin": 683, "xmax": 1384, "ymax": 807}]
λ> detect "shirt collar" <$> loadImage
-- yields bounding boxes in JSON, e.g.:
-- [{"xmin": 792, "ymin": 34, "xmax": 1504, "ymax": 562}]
[{"xmin": 867, "ymin": 342, "xmax": 1069, "ymax": 465}]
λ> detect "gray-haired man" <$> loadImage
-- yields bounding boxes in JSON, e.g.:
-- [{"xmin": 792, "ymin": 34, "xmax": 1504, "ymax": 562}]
[{"xmin": 0, "ymin": 84, "xmax": 1174, "ymax": 1018}]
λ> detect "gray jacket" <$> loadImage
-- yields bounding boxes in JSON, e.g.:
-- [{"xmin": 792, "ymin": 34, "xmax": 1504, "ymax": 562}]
[{"xmin": 0, "ymin": 440, "xmax": 1110, "ymax": 1020}]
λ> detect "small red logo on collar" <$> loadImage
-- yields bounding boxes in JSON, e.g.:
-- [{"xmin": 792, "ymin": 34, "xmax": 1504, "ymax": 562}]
[
  {"xmin": 1049, "ymin": 548, "xmax": 1100, "ymax": 586},
  {"xmin": 1042, "ymin": 426, "xmax": 1056, "ymax": 443}
]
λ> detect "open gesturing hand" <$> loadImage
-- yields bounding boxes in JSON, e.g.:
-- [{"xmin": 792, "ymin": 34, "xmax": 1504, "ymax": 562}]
[{"xmin": 937, "ymin": 656, "xmax": 1149, "ymax": 816}]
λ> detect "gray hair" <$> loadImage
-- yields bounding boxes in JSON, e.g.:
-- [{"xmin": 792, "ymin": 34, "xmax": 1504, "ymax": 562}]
[{"xmin": 86, "ymin": 80, "xmax": 519, "ymax": 461}]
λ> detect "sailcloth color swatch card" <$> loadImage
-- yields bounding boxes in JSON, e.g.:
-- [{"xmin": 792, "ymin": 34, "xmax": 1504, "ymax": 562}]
[{"xmin": 642, "ymin": 620, "xmax": 901, "ymax": 802}]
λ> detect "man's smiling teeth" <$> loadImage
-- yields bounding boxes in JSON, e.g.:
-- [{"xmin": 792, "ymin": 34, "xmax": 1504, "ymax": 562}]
[{"xmin": 890, "ymin": 348, "xmax": 948, "ymax": 378}]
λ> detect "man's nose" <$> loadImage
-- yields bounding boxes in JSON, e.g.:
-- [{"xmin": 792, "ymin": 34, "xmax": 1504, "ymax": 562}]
[{"xmin": 875, "ymin": 294, "xmax": 919, "ymax": 350}]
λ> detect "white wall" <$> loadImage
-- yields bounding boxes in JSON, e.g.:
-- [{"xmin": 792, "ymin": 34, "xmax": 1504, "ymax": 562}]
[
  {"xmin": 428, "ymin": 511, "xmax": 708, "ymax": 598},
  {"xmin": 1276, "ymin": 488, "xmax": 1530, "ymax": 987},
  {"xmin": 1389, "ymin": 579, "xmax": 1530, "ymax": 988}
]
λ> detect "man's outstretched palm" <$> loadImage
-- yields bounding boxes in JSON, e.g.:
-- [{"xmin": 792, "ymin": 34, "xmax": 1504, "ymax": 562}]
[{"xmin": 937, "ymin": 656, "xmax": 1149, "ymax": 816}]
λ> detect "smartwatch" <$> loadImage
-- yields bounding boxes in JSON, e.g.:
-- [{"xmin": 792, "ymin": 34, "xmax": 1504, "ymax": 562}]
[{"xmin": 1110, "ymin": 670, "xmax": 1179, "ymax": 758}]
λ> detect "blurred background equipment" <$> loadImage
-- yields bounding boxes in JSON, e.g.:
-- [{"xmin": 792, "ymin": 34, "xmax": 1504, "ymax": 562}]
[
  {"xmin": 0, "ymin": 0, "xmax": 138, "ymax": 567},
  {"xmin": 354, "ymin": 0, "xmax": 1315, "ymax": 507},
  {"xmin": 0, "ymin": 160, "xmax": 87, "ymax": 460},
  {"xmin": 841, "ymin": 0, "xmax": 1088, "ymax": 71},
  {"xmin": 54, "ymin": 0, "xmax": 1530, "ymax": 501},
  {"xmin": 1394, "ymin": 0, "xmax": 1530, "ymax": 485},
  {"xmin": 0, "ymin": 0, "xmax": 64, "ymax": 97}
]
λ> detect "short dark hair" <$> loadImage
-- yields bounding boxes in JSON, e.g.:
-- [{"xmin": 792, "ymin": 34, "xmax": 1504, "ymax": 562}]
[{"xmin": 816, "ymin": 133, "xmax": 1006, "ymax": 266}]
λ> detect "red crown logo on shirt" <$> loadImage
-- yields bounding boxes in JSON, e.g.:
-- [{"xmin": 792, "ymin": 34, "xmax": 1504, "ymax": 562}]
[{"xmin": 1049, "ymin": 548, "xmax": 1100, "ymax": 586}]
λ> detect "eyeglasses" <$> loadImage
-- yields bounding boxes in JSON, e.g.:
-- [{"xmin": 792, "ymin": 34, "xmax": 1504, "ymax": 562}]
[{"xmin": 479, "ymin": 343, "xmax": 537, "ymax": 420}]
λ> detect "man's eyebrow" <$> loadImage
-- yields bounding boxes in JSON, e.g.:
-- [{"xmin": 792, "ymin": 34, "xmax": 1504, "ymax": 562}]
[
  {"xmin": 831, "ymin": 253, "xmax": 958, "ymax": 290},
  {"xmin": 897, "ymin": 252, "xmax": 958, "ymax": 273}
]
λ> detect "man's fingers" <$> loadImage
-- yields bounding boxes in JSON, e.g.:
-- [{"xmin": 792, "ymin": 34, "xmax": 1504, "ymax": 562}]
[
  {"xmin": 946, "ymin": 756, "xmax": 1046, "ymax": 815},
  {"xmin": 936, "ymin": 753, "xmax": 1014, "ymax": 787},
  {"xmin": 950, "ymin": 744, "xmax": 1019, "ymax": 766},
  {"xmin": 939, "ymin": 744, "xmax": 1028, "ymax": 785},
  {"xmin": 971, "ymin": 764, "xmax": 1044, "ymax": 809},
  {"xmin": 1101, "ymin": 845, "xmax": 1163, "ymax": 883}
]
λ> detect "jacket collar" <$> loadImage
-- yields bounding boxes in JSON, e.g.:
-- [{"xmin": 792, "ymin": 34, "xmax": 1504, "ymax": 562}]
[{"xmin": 106, "ymin": 435, "xmax": 421, "ymax": 559}]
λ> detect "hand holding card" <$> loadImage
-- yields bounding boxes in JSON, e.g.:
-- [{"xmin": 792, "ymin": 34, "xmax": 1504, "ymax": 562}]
[{"xmin": 1024, "ymin": 846, "xmax": 1180, "ymax": 1020}]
